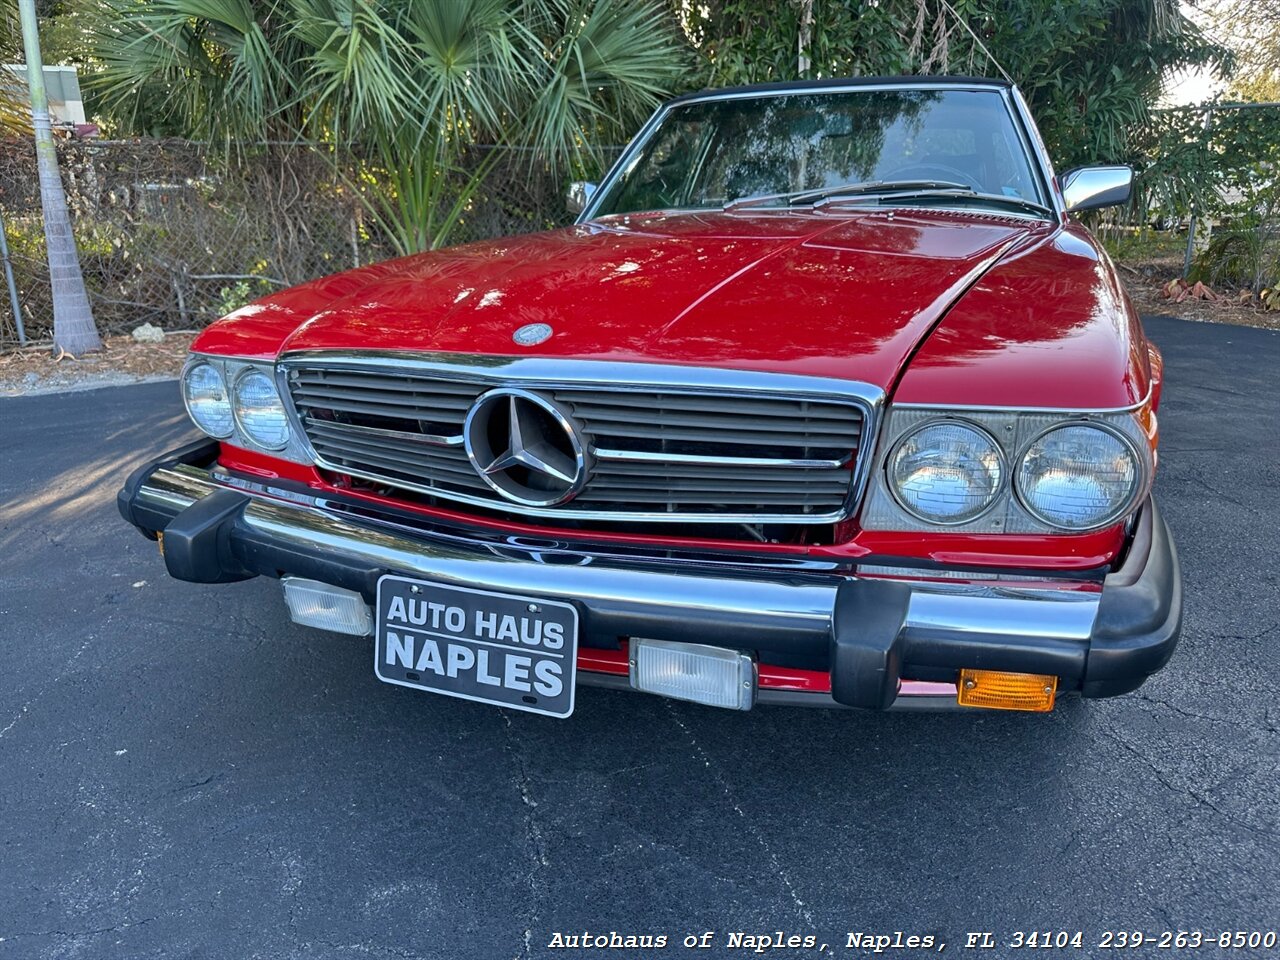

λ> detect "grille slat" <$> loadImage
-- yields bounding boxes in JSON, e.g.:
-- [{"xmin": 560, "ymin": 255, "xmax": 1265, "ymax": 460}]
[
  {"xmin": 586, "ymin": 485, "xmax": 850, "ymax": 498},
  {"xmin": 291, "ymin": 396, "xmax": 470, "ymax": 422},
  {"xmin": 305, "ymin": 417, "xmax": 462, "ymax": 448},
  {"xmin": 293, "ymin": 386, "xmax": 475, "ymax": 412},
  {"xmin": 311, "ymin": 438, "xmax": 476, "ymax": 479},
  {"xmin": 570, "ymin": 407, "xmax": 859, "ymax": 435},
  {"xmin": 574, "ymin": 492, "xmax": 846, "ymax": 506},
  {"xmin": 589, "ymin": 473, "xmax": 851, "ymax": 491},
  {"xmin": 560, "ymin": 390, "xmax": 863, "ymax": 422},
  {"xmin": 286, "ymin": 362, "xmax": 866, "ymax": 524},
  {"xmin": 311, "ymin": 445, "xmax": 490, "ymax": 491},
  {"xmin": 585, "ymin": 422, "xmax": 858, "ymax": 448},
  {"xmin": 585, "ymin": 488, "xmax": 853, "ymax": 502},
  {"xmin": 292, "ymin": 372, "xmax": 481, "ymax": 395}
]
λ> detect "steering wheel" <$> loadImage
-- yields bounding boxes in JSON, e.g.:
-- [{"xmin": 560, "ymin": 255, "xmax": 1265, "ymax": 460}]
[{"xmin": 884, "ymin": 163, "xmax": 985, "ymax": 192}]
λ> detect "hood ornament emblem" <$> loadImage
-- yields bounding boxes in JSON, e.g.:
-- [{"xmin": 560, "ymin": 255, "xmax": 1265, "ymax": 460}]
[
  {"xmin": 512, "ymin": 322, "xmax": 552, "ymax": 346},
  {"xmin": 463, "ymin": 388, "xmax": 586, "ymax": 507}
]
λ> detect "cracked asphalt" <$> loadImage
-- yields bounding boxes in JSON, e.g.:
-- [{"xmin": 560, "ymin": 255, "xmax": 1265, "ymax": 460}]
[{"xmin": 0, "ymin": 315, "xmax": 1276, "ymax": 959}]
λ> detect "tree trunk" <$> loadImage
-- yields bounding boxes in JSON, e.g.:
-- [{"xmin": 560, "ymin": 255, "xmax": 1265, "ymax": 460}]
[
  {"xmin": 19, "ymin": 0, "xmax": 101, "ymax": 355},
  {"xmin": 797, "ymin": 0, "xmax": 814, "ymax": 76}
]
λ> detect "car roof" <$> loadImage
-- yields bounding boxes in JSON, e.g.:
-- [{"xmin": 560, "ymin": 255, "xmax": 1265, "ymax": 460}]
[{"xmin": 666, "ymin": 75, "xmax": 1013, "ymax": 107}]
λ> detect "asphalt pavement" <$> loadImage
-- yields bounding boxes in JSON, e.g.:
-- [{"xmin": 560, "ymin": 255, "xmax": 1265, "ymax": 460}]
[{"xmin": 1, "ymin": 315, "xmax": 1277, "ymax": 959}]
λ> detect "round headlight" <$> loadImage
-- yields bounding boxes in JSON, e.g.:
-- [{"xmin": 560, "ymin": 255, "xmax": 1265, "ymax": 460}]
[
  {"xmin": 888, "ymin": 421, "xmax": 1005, "ymax": 524},
  {"xmin": 233, "ymin": 369, "xmax": 290, "ymax": 449},
  {"xmin": 183, "ymin": 362, "xmax": 233, "ymax": 438},
  {"xmin": 1016, "ymin": 424, "xmax": 1139, "ymax": 530}
]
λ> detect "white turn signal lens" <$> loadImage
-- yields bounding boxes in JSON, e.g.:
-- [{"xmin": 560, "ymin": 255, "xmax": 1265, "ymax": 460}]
[
  {"xmin": 282, "ymin": 578, "xmax": 372, "ymax": 636},
  {"xmin": 889, "ymin": 421, "xmax": 1004, "ymax": 524},
  {"xmin": 183, "ymin": 362, "xmax": 233, "ymax": 438},
  {"xmin": 1017, "ymin": 424, "xmax": 1138, "ymax": 530},
  {"xmin": 629, "ymin": 639, "xmax": 754, "ymax": 710},
  {"xmin": 233, "ymin": 369, "xmax": 290, "ymax": 449}
]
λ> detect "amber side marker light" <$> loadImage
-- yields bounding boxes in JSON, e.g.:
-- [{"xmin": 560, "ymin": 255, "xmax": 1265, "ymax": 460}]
[
  {"xmin": 957, "ymin": 669, "xmax": 1057, "ymax": 712},
  {"xmin": 156, "ymin": 531, "xmax": 165, "ymax": 556}
]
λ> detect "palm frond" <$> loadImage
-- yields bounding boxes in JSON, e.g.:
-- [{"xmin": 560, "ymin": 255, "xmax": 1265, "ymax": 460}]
[
  {"xmin": 403, "ymin": 0, "xmax": 531, "ymax": 142},
  {"xmin": 525, "ymin": 0, "xmax": 688, "ymax": 172},
  {"xmin": 290, "ymin": 0, "xmax": 418, "ymax": 141},
  {"xmin": 80, "ymin": 0, "xmax": 688, "ymax": 249}
]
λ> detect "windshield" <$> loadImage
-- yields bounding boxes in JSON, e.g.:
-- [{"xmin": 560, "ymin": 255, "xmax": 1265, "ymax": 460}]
[{"xmin": 591, "ymin": 88, "xmax": 1048, "ymax": 217}]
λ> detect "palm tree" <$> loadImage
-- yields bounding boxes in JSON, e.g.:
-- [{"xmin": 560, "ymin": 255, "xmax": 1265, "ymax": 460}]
[
  {"xmin": 86, "ymin": 0, "xmax": 688, "ymax": 254},
  {"xmin": 16, "ymin": 0, "xmax": 101, "ymax": 354}
]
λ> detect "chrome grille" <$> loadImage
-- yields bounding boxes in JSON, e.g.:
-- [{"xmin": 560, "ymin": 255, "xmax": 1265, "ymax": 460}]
[{"xmin": 283, "ymin": 357, "xmax": 872, "ymax": 524}]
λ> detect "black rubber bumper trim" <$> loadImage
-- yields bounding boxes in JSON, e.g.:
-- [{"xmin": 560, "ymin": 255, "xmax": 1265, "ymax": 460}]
[
  {"xmin": 826, "ymin": 580, "xmax": 1091, "ymax": 709},
  {"xmin": 230, "ymin": 520, "xmax": 383, "ymax": 597},
  {"xmin": 1081, "ymin": 497, "xmax": 1182, "ymax": 698},
  {"xmin": 823, "ymin": 499, "xmax": 1181, "ymax": 709},
  {"xmin": 117, "ymin": 438, "xmax": 220, "ymax": 537},
  {"xmin": 829, "ymin": 579, "xmax": 911, "ymax": 710},
  {"xmin": 162, "ymin": 488, "xmax": 256, "ymax": 583}
]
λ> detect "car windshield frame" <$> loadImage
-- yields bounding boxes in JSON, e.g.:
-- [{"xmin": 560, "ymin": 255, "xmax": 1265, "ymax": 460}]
[{"xmin": 581, "ymin": 81, "xmax": 1059, "ymax": 223}]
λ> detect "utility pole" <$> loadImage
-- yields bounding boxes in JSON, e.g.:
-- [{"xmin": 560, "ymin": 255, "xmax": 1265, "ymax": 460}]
[{"xmin": 18, "ymin": 0, "xmax": 100, "ymax": 355}]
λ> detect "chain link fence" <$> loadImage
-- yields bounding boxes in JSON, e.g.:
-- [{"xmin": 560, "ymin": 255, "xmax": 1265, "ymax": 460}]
[{"xmin": 0, "ymin": 139, "xmax": 623, "ymax": 346}]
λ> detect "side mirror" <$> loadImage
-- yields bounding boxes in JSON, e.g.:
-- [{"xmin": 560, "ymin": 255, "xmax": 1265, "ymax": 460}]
[
  {"xmin": 1059, "ymin": 165, "xmax": 1133, "ymax": 214},
  {"xmin": 566, "ymin": 181, "xmax": 597, "ymax": 215}
]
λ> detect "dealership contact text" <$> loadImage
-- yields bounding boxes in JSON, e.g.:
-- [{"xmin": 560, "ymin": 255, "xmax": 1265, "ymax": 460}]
[
  {"xmin": 546, "ymin": 931, "xmax": 943, "ymax": 952},
  {"xmin": 545, "ymin": 929, "xmax": 1280, "ymax": 953}
]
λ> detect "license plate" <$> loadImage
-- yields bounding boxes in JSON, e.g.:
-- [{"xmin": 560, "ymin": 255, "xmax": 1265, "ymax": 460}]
[{"xmin": 374, "ymin": 575, "xmax": 578, "ymax": 718}]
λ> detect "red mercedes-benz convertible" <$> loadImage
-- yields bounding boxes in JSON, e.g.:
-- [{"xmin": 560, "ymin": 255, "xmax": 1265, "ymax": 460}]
[{"xmin": 120, "ymin": 77, "xmax": 1180, "ymax": 716}]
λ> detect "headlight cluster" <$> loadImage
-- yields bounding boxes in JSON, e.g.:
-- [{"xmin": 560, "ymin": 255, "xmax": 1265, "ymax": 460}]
[
  {"xmin": 865, "ymin": 406, "xmax": 1151, "ymax": 534},
  {"xmin": 182, "ymin": 355, "xmax": 303, "ymax": 458}
]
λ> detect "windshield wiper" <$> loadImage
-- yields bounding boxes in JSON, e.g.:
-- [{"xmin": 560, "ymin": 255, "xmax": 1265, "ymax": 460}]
[
  {"xmin": 816, "ymin": 187, "xmax": 1054, "ymax": 219},
  {"xmin": 723, "ymin": 180, "xmax": 973, "ymax": 211}
]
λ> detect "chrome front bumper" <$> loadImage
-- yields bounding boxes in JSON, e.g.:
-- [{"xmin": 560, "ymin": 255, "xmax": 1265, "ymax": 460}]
[{"xmin": 119, "ymin": 441, "xmax": 1182, "ymax": 710}]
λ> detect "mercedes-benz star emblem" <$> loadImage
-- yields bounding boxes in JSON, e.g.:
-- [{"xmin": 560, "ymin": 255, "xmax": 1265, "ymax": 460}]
[
  {"xmin": 463, "ymin": 388, "xmax": 587, "ymax": 507},
  {"xmin": 512, "ymin": 322, "xmax": 552, "ymax": 346}
]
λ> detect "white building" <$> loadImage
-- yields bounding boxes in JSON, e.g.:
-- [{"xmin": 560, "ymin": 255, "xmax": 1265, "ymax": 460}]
[{"xmin": 2, "ymin": 64, "xmax": 87, "ymax": 126}]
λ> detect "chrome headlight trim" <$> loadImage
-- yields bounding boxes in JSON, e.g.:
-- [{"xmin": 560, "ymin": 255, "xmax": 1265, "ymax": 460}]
[
  {"xmin": 886, "ymin": 418, "xmax": 1006, "ymax": 526},
  {"xmin": 860, "ymin": 403, "xmax": 1154, "ymax": 535},
  {"xmin": 1013, "ymin": 420, "xmax": 1144, "ymax": 531},
  {"xmin": 181, "ymin": 353, "xmax": 312, "ymax": 464}
]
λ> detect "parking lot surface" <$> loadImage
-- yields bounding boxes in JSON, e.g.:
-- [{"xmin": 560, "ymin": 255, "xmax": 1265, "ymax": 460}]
[{"xmin": 1, "ymin": 316, "xmax": 1276, "ymax": 958}]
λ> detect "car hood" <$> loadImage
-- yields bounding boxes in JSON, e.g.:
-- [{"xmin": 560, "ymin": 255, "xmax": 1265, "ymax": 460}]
[{"xmin": 203, "ymin": 209, "xmax": 1044, "ymax": 391}]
